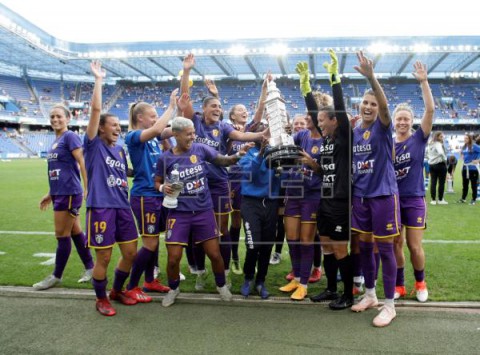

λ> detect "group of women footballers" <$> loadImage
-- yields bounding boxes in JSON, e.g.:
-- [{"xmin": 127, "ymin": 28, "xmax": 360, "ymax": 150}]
[{"xmin": 35, "ymin": 49, "xmax": 436, "ymax": 327}]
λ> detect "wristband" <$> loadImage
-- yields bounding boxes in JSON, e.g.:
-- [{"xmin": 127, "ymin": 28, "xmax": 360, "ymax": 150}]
[{"xmin": 159, "ymin": 184, "xmax": 164, "ymax": 193}]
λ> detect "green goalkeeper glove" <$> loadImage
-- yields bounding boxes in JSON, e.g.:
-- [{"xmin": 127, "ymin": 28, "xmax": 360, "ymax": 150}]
[
  {"xmin": 323, "ymin": 49, "xmax": 341, "ymax": 86},
  {"xmin": 295, "ymin": 61, "xmax": 312, "ymax": 96}
]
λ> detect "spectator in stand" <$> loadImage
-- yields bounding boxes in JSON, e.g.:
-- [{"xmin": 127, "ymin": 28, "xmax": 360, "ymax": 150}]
[
  {"xmin": 427, "ymin": 132, "xmax": 448, "ymax": 205},
  {"xmin": 458, "ymin": 133, "xmax": 480, "ymax": 205},
  {"xmin": 33, "ymin": 104, "xmax": 94, "ymax": 291}
]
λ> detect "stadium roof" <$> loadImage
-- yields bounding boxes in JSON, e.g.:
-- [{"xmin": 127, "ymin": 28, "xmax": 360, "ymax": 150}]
[{"xmin": 1, "ymin": 3, "xmax": 480, "ymax": 82}]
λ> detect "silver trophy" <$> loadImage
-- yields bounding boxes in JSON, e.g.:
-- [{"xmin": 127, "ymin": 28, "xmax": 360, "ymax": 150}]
[
  {"xmin": 162, "ymin": 164, "xmax": 184, "ymax": 209},
  {"xmin": 263, "ymin": 80, "xmax": 301, "ymax": 173}
]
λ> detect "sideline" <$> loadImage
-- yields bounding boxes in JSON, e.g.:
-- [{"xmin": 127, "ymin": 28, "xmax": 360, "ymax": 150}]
[{"xmin": 1, "ymin": 286, "xmax": 479, "ymax": 310}]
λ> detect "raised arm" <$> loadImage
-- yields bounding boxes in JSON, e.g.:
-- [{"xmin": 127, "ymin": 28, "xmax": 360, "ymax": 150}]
[
  {"xmin": 86, "ymin": 61, "xmax": 106, "ymax": 140},
  {"xmin": 354, "ymin": 51, "xmax": 391, "ymax": 127},
  {"xmin": 205, "ymin": 79, "xmax": 220, "ymax": 99},
  {"xmin": 139, "ymin": 89, "xmax": 178, "ymax": 142},
  {"xmin": 413, "ymin": 61, "xmax": 435, "ymax": 137},
  {"xmin": 180, "ymin": 54, "xmax": 195, "ymax": 118},
  {"xmin": 323, "ymin": 49, "xmax": 349, "ymax": 134},
  {"xmin": 295, "ymin": 61, "xmax": 318, "ymax": 115},
  {"xmin": 252, "ymin": 73, "xmax": 272, "ymax": 124}
]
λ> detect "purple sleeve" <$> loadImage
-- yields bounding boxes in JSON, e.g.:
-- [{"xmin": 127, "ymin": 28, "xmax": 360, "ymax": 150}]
[
  {"xmin": 221, "ymin": 121, "xmax": 234, "ymax": 141},
  {"xmin": 66, "ymin": 131, "xmax": 82, "ymax": 152},
  {"xmin": 201, "ymin": 144, "xmax": 220, "ymax": 162},
  {"xmin": 414, "ymin": 127, "xmax": 429, "ymax": 143}
]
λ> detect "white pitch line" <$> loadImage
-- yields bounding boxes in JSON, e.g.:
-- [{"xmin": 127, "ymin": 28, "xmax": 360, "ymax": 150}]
[
  {"xmin": 0, "ymin": 251, "xmax": 6, "ymax": 255},
  {"xmin": 0, "ymin": 231, "xmax": 51, "ymax": 235},
  {"xmin": 1, "ymin": 230, "xmax": 480, "ymax": 244}
]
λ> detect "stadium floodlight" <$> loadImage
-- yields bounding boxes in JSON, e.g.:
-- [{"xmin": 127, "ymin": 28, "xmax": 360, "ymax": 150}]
[
  {"xmin": 228, "ymin": 45, "xmax": 247, "ymax": 56},
  {"xmin": 110, "ymin": 50, "xmax": 127, "ymax": 58},
  {"xmin": 413, "ymin": 43, "xmax": 430, "ymax": 53},
  {"xmin": 367, "ymin": 42, "xmax": 392, "ymax": 54},
  {"xmin": 266, "ymin": 44, "xmax": 289, "ymax": 56}
]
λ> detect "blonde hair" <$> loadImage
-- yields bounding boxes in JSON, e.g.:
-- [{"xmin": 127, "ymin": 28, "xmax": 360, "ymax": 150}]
[
  {"xmin": 312, "ymin": 91, "xmax": 333, "ymax": 108},
  {"xmin": 128, "ymin": 101, "xmax": 153, "ymax": 131},
  {"xmin": 393, "ymin": 103, "xmax": 415, "ymax": 120}
]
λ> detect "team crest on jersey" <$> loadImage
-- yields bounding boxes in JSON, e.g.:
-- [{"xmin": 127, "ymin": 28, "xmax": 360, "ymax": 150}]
[
  {"xmin": 212, "ymin": 129, "xmax": 219, "ymax": 137},
  {"xmin": 95, "ymin": 234, "xmax": 104, "ymax": 244},
  {"xmin": 119, "ymin": 151, "xmax": 124, "ymax": 159},
  {"xmin": 363, "ymin": 130, "xmax": 371, "ymax": 140},
  {"xmin": 52, "ymin": 143, "xmax": 58, "ymax": 150},
  {"xmin": 147, "ymin": 225, "xmax": 155, "ymax": 234},
  {"xmin": 403, "ymin": 145, "xmax": 407, "ymax": 150},
  {"xmin": 311, "ymin": 146, "xmax": 319, "ymax": 154},
  {"xmin": 386, "ymin": 223, "xmax": 393, "ymax": 231},
  {"xmin": 190, "ymin": 155, "xmax": 198, "ymax": 164}
]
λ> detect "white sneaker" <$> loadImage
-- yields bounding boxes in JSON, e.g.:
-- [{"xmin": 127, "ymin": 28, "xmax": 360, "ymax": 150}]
[
  {"xmin": 373, "ymin": 305, "xmax": 396, "ymax": 327},
  {"xmin": 430, "ymin": 200, "xmax": 437, "ymax": 205},
  {"xmin": 195, "ymin": 270, "xmax": 208, "ymax": 291},
  {"xmin": 217, "ymin": 285, "xmax": 233, "ymax": 301},
  {"xmin": 351, "ymin": 294, "xmax": 378, "ymax": 312},
  {"xmin": 269, "ymin": 252, "xmax": 281, "ymax": 265},
  {"xmin": 437, "ymin": 200, "xmax": 448, "ymax": 205},
  {"xmin": 415, "ymin": 281, "xmax": 429, "ymax": 302},
  {"xmin": 162, "ymin": 288, "xmax": 180, "ymax": 307},
  {"xmin": 33, "ymin": 275, "xmax": 61, "ymax": 290},
  {"xmin": 78, "ymin": 268, "xmax": 93, "ymax": 283},
  {"xmin": 179, "ymin": 272, "xmax": 186, "ymax": 281}
]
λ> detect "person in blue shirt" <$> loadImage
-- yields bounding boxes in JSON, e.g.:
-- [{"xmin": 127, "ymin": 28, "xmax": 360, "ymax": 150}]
[
  {"xmin": 459, "ymin": 133, "xmax": 480, "ymax": 205},
  {"xmin": 238, "ymin": 123, "xmax": 282, "ymax": 299},
  {"xmin": 123, "ymin": 89, "xmax": 179, "ymax": 301}
]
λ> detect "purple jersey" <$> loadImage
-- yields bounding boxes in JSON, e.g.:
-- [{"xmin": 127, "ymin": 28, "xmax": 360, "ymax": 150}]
[
  {"xmin": 353, "ymin": 119, "xmax": 398, "ymax": 198},
  {"xmin": 285, "ymin": 129, "xmax": 323, "ymax": 200},
  {"xmin": 47, "ymin": 131, "xmax": 83, "ymax": 196},
  {"xmin": 83, "ymin": 136, "xmax": 130, "ymax": 209},
  {"xmin": 155, "ymin": 143, "xmax": 218, "ymax": 212},
  {"xmin": 227, "ymin": 137, "xmax": 247, "ymax": 183},
  {"xmin": 192, "ymin": 113, "xmax": 234, "ymax": 187},
  {"xmin": 394, "ymin": 128, "xmax": 429, "ymax": 197}
]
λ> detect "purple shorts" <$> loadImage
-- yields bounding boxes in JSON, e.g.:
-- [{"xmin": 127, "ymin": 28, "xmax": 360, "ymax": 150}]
[
  {"xmin": 52, "ymin": 194, "xmax": 83, "ymax": 217},
  {"xmin": 210, "ymin": 180, "xmax": 232, "ymax": 215},
  {"xmin": 165, "ymin": 210, "xmax": 219, "ymax": 246},
  {"xmin": 399, "ymin": 196, "xmax": 427, "ymax": 229},
  {"xmin": 352, "ymin": 195, "xmax": 401, "ymax": 238},
  {"xmin": 130, "ymin": 196, "xmax": 167, "ymax": 237},
  {"xmin": 86, "ymin": 208, "xmax": 138, "ymax": 248},
  {"xmin": 284, "ymin": 198, "xmax": 319, "ymax": 223},
  {"xmin": 229, "ymin": 181, "xmax": 242, "ymax": 211}
]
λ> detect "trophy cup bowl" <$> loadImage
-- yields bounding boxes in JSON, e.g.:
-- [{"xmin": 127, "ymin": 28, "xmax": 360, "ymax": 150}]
[
  {"xmin": 162, "ymin": 181, "xmax": 184, "ymax": 209},
  {"xmin": 262, "ymin": 80, "xmax": 301, "ymax": 173}
]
